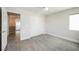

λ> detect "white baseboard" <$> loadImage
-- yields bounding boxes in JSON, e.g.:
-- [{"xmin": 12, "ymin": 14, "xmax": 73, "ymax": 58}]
[
  {"xmin": 47, "ymin": 33, "xmax": 79, "ymax": 43},
  {"xmin": 21, "ymin": 36, "xmax": 31, "ymax": 40},
  {"xmin": 22, "ymin": 33, "xmax": 45, "ymax": 40},
  {"xmin": 21, "ymin": 33, "xmax": 79, "ymax": 43}
]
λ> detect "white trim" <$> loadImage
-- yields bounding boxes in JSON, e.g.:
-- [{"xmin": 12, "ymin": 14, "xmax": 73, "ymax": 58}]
[
  {"xmin": 21, "ymin": 36, "xmax": 31, "ymax": 40},
  {"xmin": 22, "ymin": 33, "xmax": 45, "ymax": 40},
  {"xmin": 2, "ymin": 43, "xmax": 7, "ymax": 51},
  {"xmin": 47, "ymin": 33, "xmax": 79, "ymax": 43}
]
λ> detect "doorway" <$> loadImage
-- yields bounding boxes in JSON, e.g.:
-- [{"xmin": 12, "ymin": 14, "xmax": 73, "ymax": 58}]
[{"xmin": 7, "ymin": 12, "xmax": 20, "ymax": 50}]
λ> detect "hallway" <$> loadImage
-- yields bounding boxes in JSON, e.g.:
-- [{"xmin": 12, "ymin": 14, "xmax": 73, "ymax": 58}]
[{"xmin": 6, "ymin": 33, "xmax": 20, "ymax": 51}]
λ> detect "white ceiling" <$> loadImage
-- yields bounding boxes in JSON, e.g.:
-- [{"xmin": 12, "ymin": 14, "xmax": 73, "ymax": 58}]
[
  {"xmin": 23, "ymin": 7, "xmax": 73, "ymax": 15},
  {"xmin": 6, "ymin": 7, "xmax": 73, "ymax": 15}
]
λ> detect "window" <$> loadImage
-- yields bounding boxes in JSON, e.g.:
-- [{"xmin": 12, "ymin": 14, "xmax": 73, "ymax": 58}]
[{"xmin": 69, "ymin": 14, "xmax": 79, "ymax": 31}]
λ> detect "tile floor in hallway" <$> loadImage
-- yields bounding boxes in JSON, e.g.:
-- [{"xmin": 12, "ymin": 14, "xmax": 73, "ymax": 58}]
[{"xmin": 6, "ymin": 34, "xmax": 79, "ymax": 51}]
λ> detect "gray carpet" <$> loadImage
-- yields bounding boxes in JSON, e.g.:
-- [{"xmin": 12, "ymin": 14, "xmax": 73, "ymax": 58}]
[{"xmin": 6, "ymin": 34, "xmax": 79, "ymax": 51}]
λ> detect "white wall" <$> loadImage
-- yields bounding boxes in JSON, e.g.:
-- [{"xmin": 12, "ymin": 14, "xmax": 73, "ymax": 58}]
[
  {"xmin": 2, "ymin": 8, "xmax": 8, "ymax": 51},
  {"xmin": 30, "ymin": 15, "xmax": 45, "ymax": 37},
  {"xmin": 46, "ymin": 8, "xmax": 79, "ymax": 43},
  {"xmin": 2, "ymin": 7, "xmax": 45, "ymax": 50}
]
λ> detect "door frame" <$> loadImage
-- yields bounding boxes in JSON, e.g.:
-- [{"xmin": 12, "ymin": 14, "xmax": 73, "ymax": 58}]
[{"xmin": 7, "ymin": 12, "xmax": 21, "ymax": 41}]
